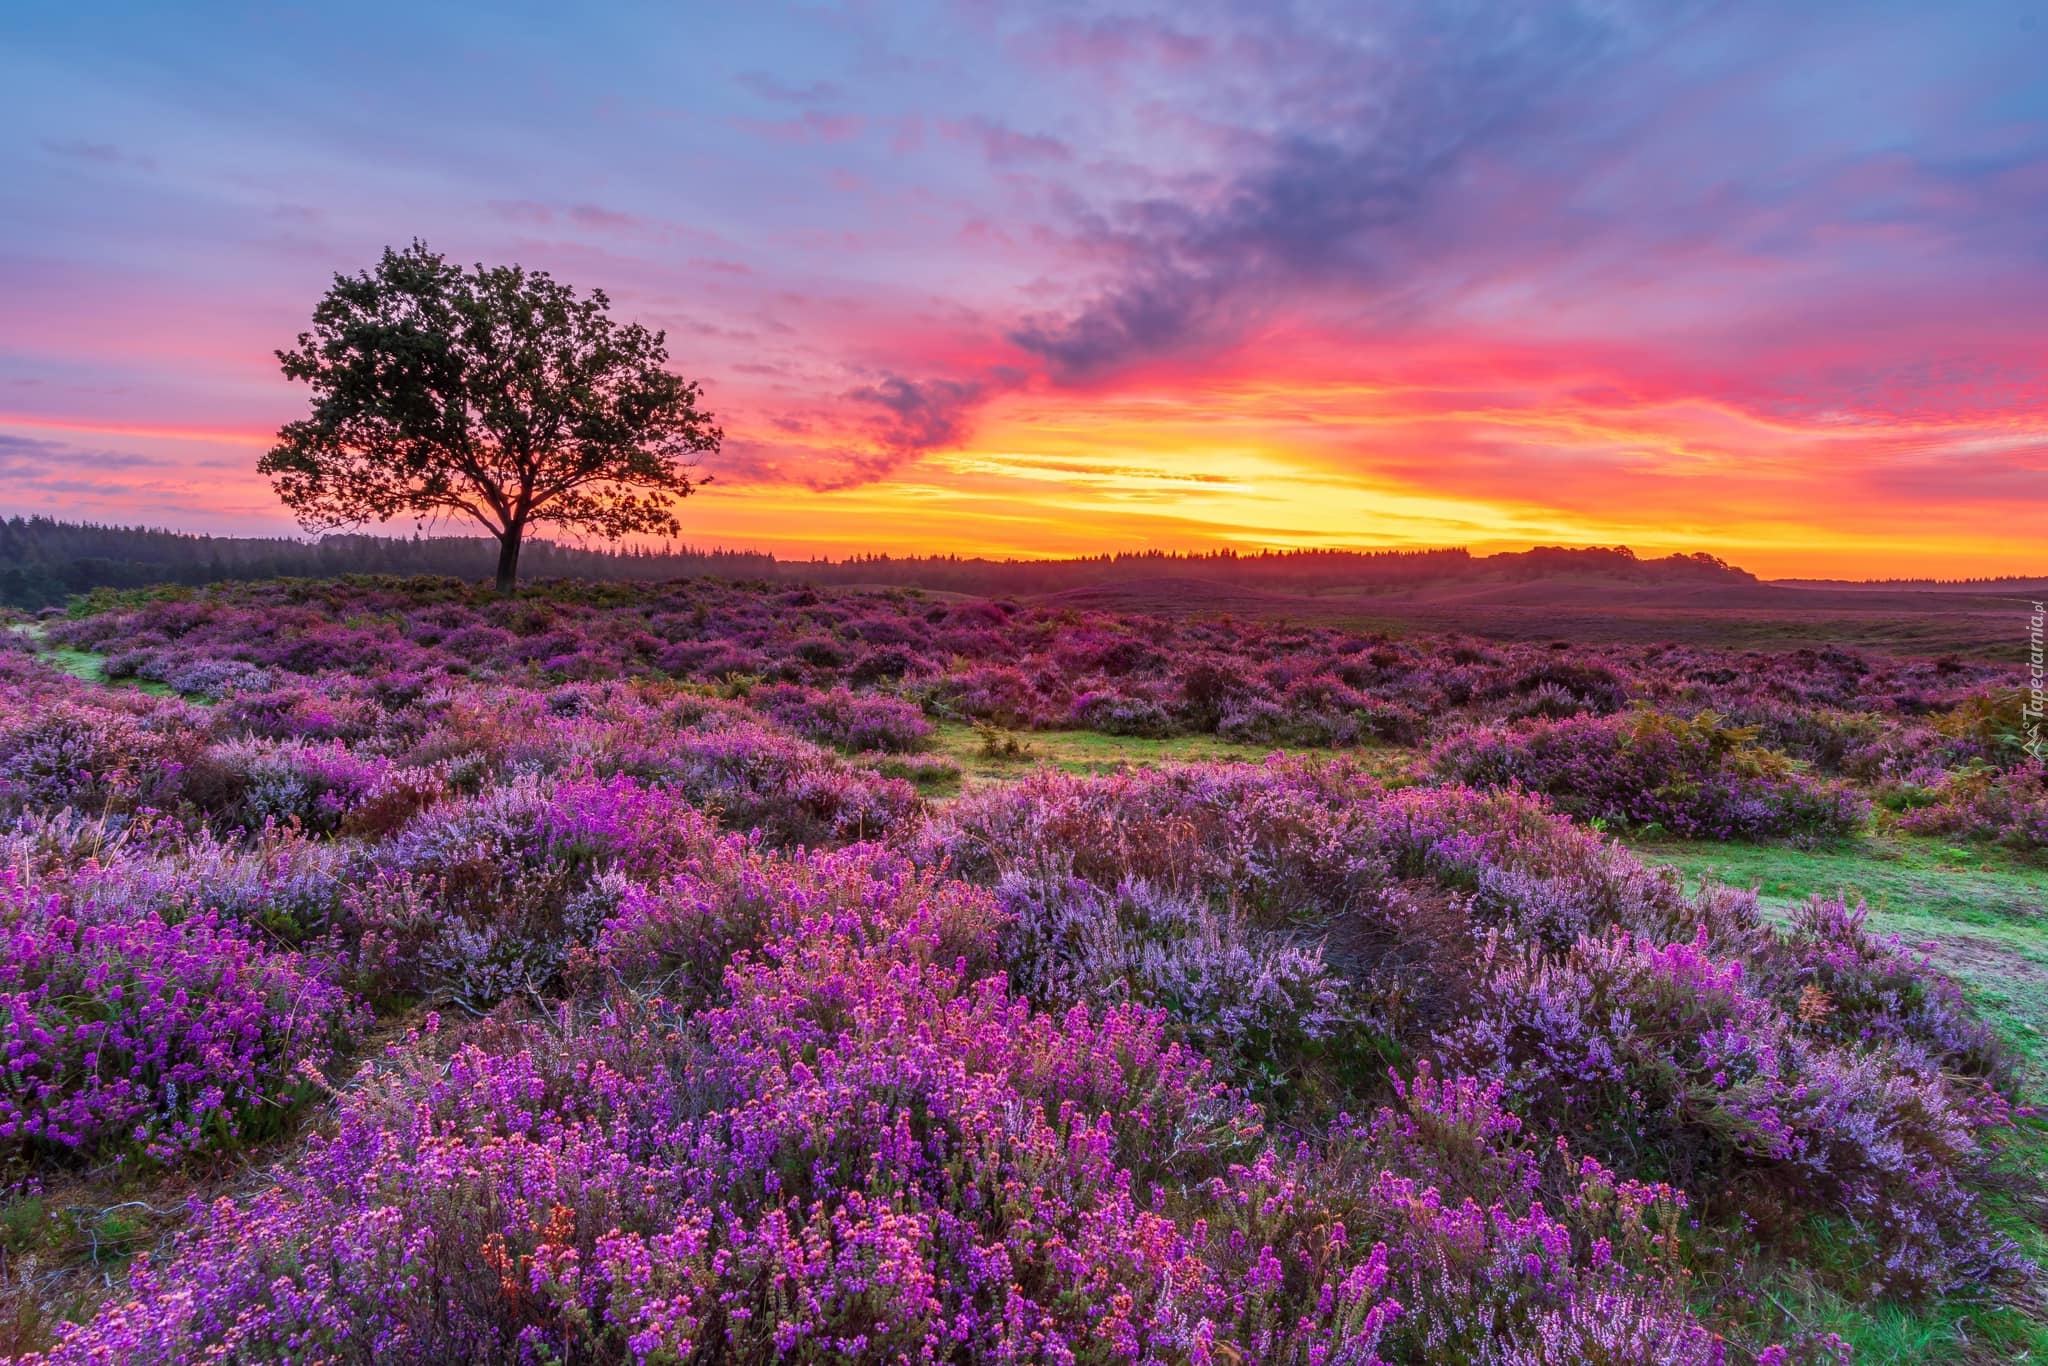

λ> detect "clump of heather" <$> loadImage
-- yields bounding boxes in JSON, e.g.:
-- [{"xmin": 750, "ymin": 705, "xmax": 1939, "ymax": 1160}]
[
  {"xmin": 748, "ymin": 681, "xmax": 933, "ymax": 752},
  {"xmin": 922, "ymin": 757, "xmax": 1752, "ymax": 975},
  {"xmin": 0, "ymin": 698, "xmax": 199, "ymax": 818},
  {"xmin": 23, "ymin": 819, "xmax": 360, "ymax": 945},
  {"xmin": 386, "ymin": 684, "xmax": 921, "ymax": 848},
  {"xmin": 920, "ymin": 760, "xmax": 1771, "ymax": 1108},
  {"xmin": 992, "ymin": 872, "xmax": 1354, "ymax": 1092},
  {"xmin": 1763, "ymin": 896, "xmax": 2012, "ymax": 1085},
  {"xmin": 139, "ymin": 655, "xmax": 276, "ymax": 700},
  {"xmin": 204, "ymin": 737, "xmax": 445, "ymax": 836},
  {"xmin": 1311, "ymin": 1067, "xmax": 1738, "ymax": 1362},
  {"xmin": 0, "ymin": 872, "xmax": 358, "ymax": 1166},
  {"xmin": 1439, "ymin": 925, "xmax": 2023, "ymax": 1295},
  {"xmin": 1434, "ymin": 709, "xmax": 1870, "ymax": 840},
  {"xmin": 1896, "ymin": 760, "xmax": 2048, "ymax": 856},
  {"xmin": 353, "ymin": 774, "xmax": 725, "ymax": 1007},
  {"xmin": 925, "ymin": 760, "xmax": 2027, "ymax": 1301},
  {"xmin": 637, "ymin": 718, "xmax": 919, "ymax": 844},
  {"xmin": 594, "ymin": 841, "xmax": 1003, "ymax": 1010}
]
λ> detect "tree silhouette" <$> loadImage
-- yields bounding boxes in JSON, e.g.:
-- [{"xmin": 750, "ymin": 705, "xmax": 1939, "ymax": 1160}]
[{"xmin": 262, "ymin": 241, "xmax": 717, "ymax": 592}]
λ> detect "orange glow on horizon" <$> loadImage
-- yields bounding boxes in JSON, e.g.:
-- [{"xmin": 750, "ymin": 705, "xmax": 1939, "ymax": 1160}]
[{"xmin": 6, "ymin": 364, "xmax": 2044, "ymax": 583}]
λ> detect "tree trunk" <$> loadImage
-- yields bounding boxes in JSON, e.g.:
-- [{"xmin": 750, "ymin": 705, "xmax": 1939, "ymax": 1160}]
[{"xmin": 493, "ymin": 525, "xmax": 524, "ymax": 595}]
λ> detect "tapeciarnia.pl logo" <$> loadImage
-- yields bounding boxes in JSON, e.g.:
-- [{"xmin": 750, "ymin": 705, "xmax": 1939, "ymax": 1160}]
[{"xmin": 2027, "ymin": 600, "xmax": 2045, "ymax": 760}]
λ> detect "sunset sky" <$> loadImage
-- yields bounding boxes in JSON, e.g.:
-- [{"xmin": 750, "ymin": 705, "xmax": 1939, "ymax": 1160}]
[{"xmin": 3, "ymin": 1, "xmax": 2045, "ymax": 578}]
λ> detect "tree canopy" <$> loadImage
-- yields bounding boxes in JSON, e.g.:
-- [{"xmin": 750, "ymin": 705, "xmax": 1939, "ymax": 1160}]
[{"xmin": 261, "ymin": 241, "xmax": 718, "ymax": 591}]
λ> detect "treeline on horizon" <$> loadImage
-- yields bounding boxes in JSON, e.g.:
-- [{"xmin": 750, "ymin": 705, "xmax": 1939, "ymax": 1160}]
[{"xmin": 0, "ymin": 516, "xmax": 1767, "ymax": 608}]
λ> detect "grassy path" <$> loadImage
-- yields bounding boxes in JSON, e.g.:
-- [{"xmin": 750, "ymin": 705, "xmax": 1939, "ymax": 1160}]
[{"xmin": 8, "ymin": 622, "xmax": 174, "ymax": 695}]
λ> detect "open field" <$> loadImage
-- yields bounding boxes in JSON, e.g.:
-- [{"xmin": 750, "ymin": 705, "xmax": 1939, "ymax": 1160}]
[
  {"xmin": 1033, "ymin": 576, "xmax": 2042, "ymax": 658},
  {"xmin": 0, "ymin": 574, "xmax": 2040, "ymax": 1364}
]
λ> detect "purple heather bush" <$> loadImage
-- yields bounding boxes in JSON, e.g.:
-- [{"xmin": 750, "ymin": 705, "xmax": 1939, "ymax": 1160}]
[
  {"xmin": 3, "ymin": 817, "xmax": 363, "ymax": 949},
  {"xmin": 1439, "ymin": 925, "xmax": 2022, "ymax": 1295},
  {"xmin": 138, "ymin": 654, "xmax": 276, "ymax": 699},
  {"xmin": 747, "ymin": 681, "xmax": 933, "ymax": 752},
  {"xmin": 924, "ymin": 760, "xmax": 2025, "ymax": 1298},
  {"xmin": 635, "ymin": 718, "xmax": 919, "ymax": 845},
  {"xmin": 920, "ymin": 758, "xmax": 1744, "ymax": 958},
  {"xmin": 0, "ymin": 697, "xmax": 201, "ymax": 819},
  {"xmin": 593, "ymin": 841, "xmax": 1003, "ymax": 1012},
  {"xmin": 204, "ymin": 737, "xmax": 437, "ymax": 836},
  {"xmin": 0, "ymin": 871, "xmax": 359, "ymax": 1166},
  {"xmin": 1897, "ymin": 760, "xmax": 2048, "ymax": 856},
  {"xmin": 352, "ymin": 774, "xmax": 726, "ymax": 1008},
  {"xmin": 391, "ymin": 683, "xmax": 920, "ymax": 848},
  {"xmin": 991, "ymin": 872, "xmax": 1353, "ymax": 1089},
  {"xmin": 1433, "ymin": 709, "xmax": 1871, "ymax": 840},
  {"xmin": 1763, "ymin": 896, "xmax": 2011, "ymax": 1084}
]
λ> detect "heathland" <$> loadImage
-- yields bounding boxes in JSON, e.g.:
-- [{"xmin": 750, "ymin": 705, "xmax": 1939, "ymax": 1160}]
[{"xmin": 0, "ymin": 566, "xmax": 2041, "ymax": 1364}]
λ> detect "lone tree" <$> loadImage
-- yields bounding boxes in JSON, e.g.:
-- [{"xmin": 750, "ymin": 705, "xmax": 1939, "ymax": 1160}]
[{"xmin": 262, "ymin": 241, "xmax": 717, "ymax": 593}]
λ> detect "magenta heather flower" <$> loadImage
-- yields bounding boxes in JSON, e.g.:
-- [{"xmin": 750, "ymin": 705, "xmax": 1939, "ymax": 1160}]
[{"xmin": 0, "ymin": 872, "xmax": 360, "ymax": 1166}]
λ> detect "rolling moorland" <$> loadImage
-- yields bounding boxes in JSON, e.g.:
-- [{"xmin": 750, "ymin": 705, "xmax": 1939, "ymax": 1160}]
[
  {"xmin": 0, "ymin": 567, "xmax": 2040, "ymax": 1363},
  {"xmin": 2, "ymin": 519, "xmax": 2040, "ymax": 657}
]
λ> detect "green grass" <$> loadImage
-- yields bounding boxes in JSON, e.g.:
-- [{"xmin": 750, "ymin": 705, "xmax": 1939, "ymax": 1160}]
[
  {"xmin": 1632, "ymin": 832, "xmax": 2048, "ymax": 1362},
  {"xmin": 923, "ymin": 720, "xmax": 1422, "ymax": 790},
  {"xmin": 927, "ymin": 719, "xmax": 1281, "ymax": 787},
  {"xmin": 43, "ymin": 647, "xmax": 175, "ymax": 698},
  {"xmin": 8, "ymin": 623, "xmax": 176, "ymax": 697}
]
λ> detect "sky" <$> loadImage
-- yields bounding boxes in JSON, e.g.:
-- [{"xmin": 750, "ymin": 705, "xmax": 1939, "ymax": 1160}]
[{"xmin": 3, "ymin": 0, "xmax": 2046, "ymax": 578}]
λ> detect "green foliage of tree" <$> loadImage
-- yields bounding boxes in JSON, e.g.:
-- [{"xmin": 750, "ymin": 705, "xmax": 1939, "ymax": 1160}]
[{"xmin": 261, "ymin": 241, "xmax": 717, "ymax": 592}]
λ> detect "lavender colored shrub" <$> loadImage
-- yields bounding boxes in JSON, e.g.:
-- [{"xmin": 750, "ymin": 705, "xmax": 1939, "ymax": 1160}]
[
  {"xmin": 1434, "ymin": 710, "xmax": 1870, "ymax": 840},
  {"xmin": 0, "ymin": 873, "xmax": 359, "ymax": 1165}
]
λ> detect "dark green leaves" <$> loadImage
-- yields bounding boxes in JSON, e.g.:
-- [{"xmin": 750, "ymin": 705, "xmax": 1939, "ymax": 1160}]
[{"xmin": 262, "ymin": 241, "xmax": 718, "ymax": 588}]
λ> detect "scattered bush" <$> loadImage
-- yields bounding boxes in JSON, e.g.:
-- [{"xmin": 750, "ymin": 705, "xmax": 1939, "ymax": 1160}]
[{"xmin": 1434, "ymin": 710, "xmax": 1870, "ymax": 840}]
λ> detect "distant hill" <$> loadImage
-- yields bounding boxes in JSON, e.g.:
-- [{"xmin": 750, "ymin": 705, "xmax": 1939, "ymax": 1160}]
[
  {"xmin": 1771, "ymin": 576, "xmax": 2048, "ymax": 595},
  {"xmin": 0, "ymin": 516, "xmax": 1754, "ymax": 609}
]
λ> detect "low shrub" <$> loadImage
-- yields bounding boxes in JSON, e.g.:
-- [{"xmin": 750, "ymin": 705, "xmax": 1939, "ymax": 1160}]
[
  {"xmin": 1438, "ymin": 926, "xmax": 2023, "ymax": 1296},
  {"xmin": 1897, "ymin": 760, "xmax": 2048, "ymax": 856},
  {"xmin": 1434, "ymin": 710, "xmax": 1869, "ymax": 840},
  {"xmin": 0, "ymin": 874, "xmax": 359, "ymax": 1166}
]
